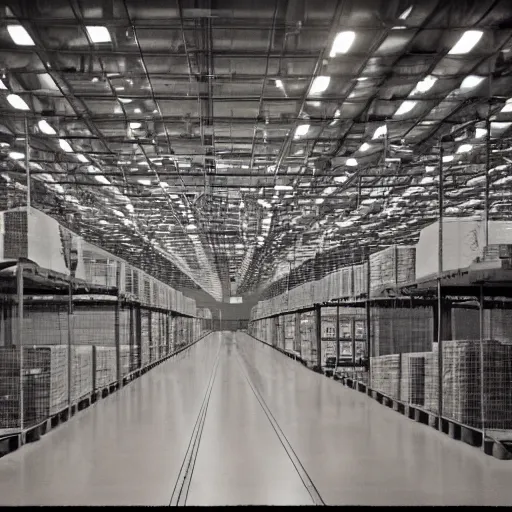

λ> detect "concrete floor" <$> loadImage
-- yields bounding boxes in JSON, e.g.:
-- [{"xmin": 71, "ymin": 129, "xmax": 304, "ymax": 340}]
[{"xmin": 1, "ymin": 331, "xmax": 512, "ymax": 505}]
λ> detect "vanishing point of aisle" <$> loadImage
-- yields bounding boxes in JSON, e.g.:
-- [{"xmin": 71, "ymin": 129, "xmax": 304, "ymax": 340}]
[{"xmin": 1, "ymin": 332, "xmax": 512, "ymax": 506}]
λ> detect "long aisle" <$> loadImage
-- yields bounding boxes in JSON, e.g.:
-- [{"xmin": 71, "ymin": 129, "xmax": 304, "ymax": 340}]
[
  {"xmin": 186, "ymin": 334, "xmax": 313, "ymax": 506},
  {"xmin": 0, "ymin": 333, "xmax": 222, "ymax": 506},
  {"xmin": 2, "ymin": 331, "xmax": 512, "ymax": 505},
  {"xmin": 236, "ymin": 332, "xmax": 512, "ymax": 506}
]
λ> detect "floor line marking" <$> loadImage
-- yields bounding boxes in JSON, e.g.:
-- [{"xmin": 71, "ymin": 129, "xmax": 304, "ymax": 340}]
[
  {"xmin": 169, "ymin": 339, "xmax": 222, "ymax": 507},
  {"xmin": 234, "ymin": 335, "xmax": 325, "ymax": 506}
]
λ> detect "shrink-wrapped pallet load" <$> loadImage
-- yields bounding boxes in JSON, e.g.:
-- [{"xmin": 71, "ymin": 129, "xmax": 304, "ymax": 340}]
[
  {"xmin": 369, "ymin": 245, "xmax": 416, "ymax": 295},
  {"xmin": 71, "ymin": 345, "xmax": 93, "ymax": 403},
  {"xmin": 371, "ymin": 354, "xmax": 401, "ymax": 399}
]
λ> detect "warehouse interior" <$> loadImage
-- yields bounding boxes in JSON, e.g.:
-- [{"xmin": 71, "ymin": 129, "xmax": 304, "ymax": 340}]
[{"xmin": 2, "ymin": 0, "xmax": 512, "ymax": 506}]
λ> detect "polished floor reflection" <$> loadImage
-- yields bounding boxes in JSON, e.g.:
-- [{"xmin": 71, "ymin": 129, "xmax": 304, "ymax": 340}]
[{"xmin": 1, "ymin": 331, "xmax": 512, "ymax": 506}]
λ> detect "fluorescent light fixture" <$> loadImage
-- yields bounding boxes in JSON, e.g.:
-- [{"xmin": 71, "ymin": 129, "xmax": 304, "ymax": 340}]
[
  {"xmin": 359, "ymin": 142, "xmax": 371, "ymax": 152},
  {"xmin": 500, "ymin": 99, "xmax": 512, "ymax": 113},
  {"xmin": 346, "ymin": 158, "xmax": 358, "ymax": 166},
  {"xmin": 85, "ymin": 26, "xmax": 111, "ymax": 44},
  {"xmin": 399, "ymin": 6, "xmax": 413, "ymax": 20},
  {"xmin": 94, "ymin": 175, "xmax": 110, "ymax": 185},
  {"xmin": 274, "ymin": 185, "xmax": 293, "ymax": 191},
  {"xmin": 310, "ymin": 76, "xmax": 330, "ymax": 94},
  {"xmin": 475, "ymin": 128, "xmax": 487, "ymax": 139},
  {"xmin": 38, "ymin": 120, "xmax": 56, "ymax": 135},
  {"xmin": 130, "ymin": 122, "xmax": 142, "ymax": 129},
  {"xmin": 449, "ymin": 30, "xmax": 483, "ymax": 55},
  {"xmin": 295, "ymin": 124, "xmax": 310, "ymax": 137},
  {"xmin": 9, "ymin": 151, "xmax": 24, "ymax": 160},
  {"xmin": 460, "ymin": 75, "xmax": 485, "ymax": 90},
  {"xmin": 7, "ymin": 25, "xmax": 35, "ymax": 46},
  {"xmin": 7, "ymin": 93, "xmax": 30, "ymax": 110},
  {"xmin": 330, "ymin": 31, "xmax": 356, "ymax": 57},
  {"xmin": 457, "ymin": 143, "xmax": 473, "ymax": 153},
  {"xmin": 334, "ymin": 175, "xmax": 348, "ymax": 183},
  {"xmin": 77, "ymin": 154, "xmax": 89, "ymax": 163},
  {"xmin": 59, "ymin": 139, "xmax": 73, "ymax": 152},
  {"xmin": 395, "ymin": 100, "xmax": 417, "ymax": 116},
  {"xmin": 134, "ymin": 108, "xmax": 141, "ymax": 114},
  {"xmin": 442, "ymin": 155, "xmax": 454, "ymax": 163},
  {"xmin": 411, "ymin": 75, "xmax": 437, "ymax": 95},
  {"xmin": 138, "ymin": 179, "xmax": 151, "ymax": 186},
  {"xmin": 170, "ymin": 194, "xmax": 179, "ymax": 199},
  {"xmin": 372, "ymin": 124, "xmax": 387, "ymax": 139},
  {"xmin": 159, "ymin": 182, "xmax": 169, "ymax": 188},
  {"xmin": 125, "ymin": 204, "xmax": 134, "ymax": 212},
  {"xmin": 276, "ymin": 79, "xmax": 284, "ymax": 89},
  {"xmin": 0, "ymin": 79, "xmax": 6, "ymax": 90},
  {"xmin": 315, "ymin": 198, "xmax": 325, "ymax": 204},
  {"xmin": 119, "ymin": 98, "xmax": 132, "ymax": 104},
  {"xmin": 186, "ymin": 224, "xmax": 197, "ymax": 231}
]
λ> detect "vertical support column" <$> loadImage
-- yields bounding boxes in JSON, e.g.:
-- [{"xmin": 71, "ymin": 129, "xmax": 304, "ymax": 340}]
[
  {"xmin": 351, "ymin": 317, "xmax": 356, "ymax": 369},
  {"xmin": 67, "ymin": 273, "xmax": 73, "ymax": 407},
  {"xmin": 136, "ymin": 303, "xmax": 142, "ymax": 369},
  {"xmin": 148, "ymin": 310, "xmax": 153, "ymax": 362},
  {"xmin": 315, "ymin": 305, "xmax": 322, "ymax": 369},
  {"xmin": 479, "ymin": 285, "xmax": 486, "ymax": 449},
  {"xmin": 437, "ymin": 141, "xmax": 444, "ymax": 430},
  {"xmin": 115, "ymin": 271, "xmax": 121, "ymax": 387},
  {"xmin": 365, "ymin": 250, "xmax": 372, "ymax": 386},
  {"xmin": 335, "ymin": 304, "xmax": 340, "ymax": 368},
  {"xmin": 166, "ymin": 312, "xmax": 171, "ymax": 355},
  {"xmin": 295, "ymin": 312, "xmax": 301, "ymax": 357},
  {"xmin": 281, "ymin": 316, "xmax": 286, "ymax": 351},
  {"xmin": 16, "ymin": 262, "xmax": 24, "ymax": 443},
  {"xmin": 129, "ymin": 303, "xmax": 134, "ymax": 372}
]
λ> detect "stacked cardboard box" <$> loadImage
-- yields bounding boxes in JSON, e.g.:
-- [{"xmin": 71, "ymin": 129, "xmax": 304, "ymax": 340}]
[
  {"xmin": 371, "ymin": 354, "xmax": 401, "ymax": 399},
  {"xmin": 0, "ymin": 346, "xmax": 68, "ymax": 431},
  {"xmin": 71, "ymin": 345, "xmax": 93, "ymax": 402},
  {"xmin": 442, "ymin": 339, "xmax": 512, "ymax": 429},
  {"xmin": 353, "ymin": 262, "xmax": 368, "ymax": 297},
  {"xmin": 95, "ymin": 347, "xmax": 116, "ymax": 389},
  {"xmin": 370, "ymin": 245, "xmax": 416, "ymax": 295}
]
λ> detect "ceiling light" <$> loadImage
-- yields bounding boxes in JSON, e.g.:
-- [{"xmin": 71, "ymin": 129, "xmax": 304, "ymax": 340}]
[
  {"xmin": 334, "ymin": 175, "xmax": 348, "ymax": 183},
  {"xmin": 449, "ymin": 30, "xmax": 483, "ymax": 55},
  {"xmin": 460, "ymin": 75, "xmax": 485, "ymax": 90},
  {"xmin": 457, "ymin": 143, "xmax": 473, "ymax": 153},
  {"xmin": 38, "ymin": 119, "xmax": 56, "ymax": 135},
  {"xmin": 9, "ymin": 151, "xmax": 24, "ymax": 160},
  {"xmin": 500, "ymin": 99, "xmax": 512, "ymax": 113},
  {"xmin": 134, "ymin": 108, "xmax": 141, "ymax": 114},
  {"xmin": 411, "ymin": 75, "xmax": 437, "ymax": 95},
  {"xmin": 7, "ymin": 25, "xmax": 35, "ymax": 46},
  {"xmin": 7, "ymin": 94, "xmax": 30, "ymax": 110},
  {"xmin": 94, "ymin": 175, "xmax": 110, "ymax": 185},
  {"xmin": 395, "ymin": 100, "xmax": 417, "ymax": 116},
  {"xmin": 159, "ymin": 182, "xmax": 169, "ymax": 188},
  {"xmin": 346, "ymin": 158, "xmax": 358, "ymax": 166},
  {"xmin": 77, "ymin": 154, "xmax": 89, "ymax": 163},
  {"xmin": 138, "ymin": 179, "xmax": 151, "ymax": 186},
  {"xmin": 476, "ymin": 128, "xmax": 487, "ymax": 138},
  {"xmin": 86, "ymin": 26, "xmax": 111, "ymax": 44},
  {"xmin": 119, "ymin": 98, "xmax": 132, "ymax": 104},
  {"xmin": 276, "ymin": 79, "xmax": 283, "ymax": 89},
  {"xmin": 0, "ymin": 79, "xmax": 6, "ymax": 90},
  {"xmin": 295, "ymin": 124, "xmax": 310, "ymax": 137},
  {"xmin": 274, "ymin": 185, "xmax": 293, "ymax": 191},
  {"xmin": 443, "ymin": 155, "xmax": 454, "ymax": 163},
  {"xmin": 170, "ymin": 194, "xmax": 179, "ymax": 199},
  {"xmin": 186, "ymin": 224, "xmax": 197, "ymax": 231},
  {"xmin": 310, "ymin": 76, "xmax": 330, "ymax": 95},
  {"xmin": 130, "ymin": 122, "xmax": 142, "ymax": 129},
  {"xmin": 398, "ymin": 6, "xmax": 413, "ymax": 20},
  {"xmin": 59, "ymin": 139, "xmax": 73, "ymax": 152},
  {"xmin": 359, "ymin": 142, "xmax": 371, "ymax": 152},
  {"xmin": 315, "ymin": 198, "xmax": 325, "ymax": 204},
  {"xmin": 372, "ymin": 125, "xmax": 387, "ymax": 139},
  {"xmin": 330, "ymin": 31, "xmax": 356, "ymax": 57},
  {"xmin": 125, "ymin": 204, "xmax": 134, "ymax": 212}
]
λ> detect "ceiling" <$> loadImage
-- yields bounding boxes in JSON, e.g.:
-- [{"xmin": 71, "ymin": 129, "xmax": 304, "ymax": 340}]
[{"xmin": 1, "ymin": 0, "xmax": 512, "ymax": 302}]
